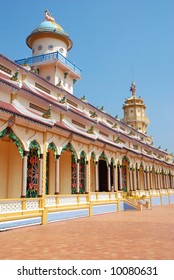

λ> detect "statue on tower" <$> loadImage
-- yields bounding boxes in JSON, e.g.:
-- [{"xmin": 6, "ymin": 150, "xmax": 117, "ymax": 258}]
[
  {"xmin": 45, "ymin": 10, "xmax": 55, "ymax": 22},
  {"xmin": 130, "ymin": 82, "xmax": 136, "ymax": 96}
]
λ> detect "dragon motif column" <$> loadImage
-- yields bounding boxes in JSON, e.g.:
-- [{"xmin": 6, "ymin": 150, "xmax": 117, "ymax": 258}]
[{"xmin": 21, "ymin": 151, "xmax": 28, "ymax": 198}]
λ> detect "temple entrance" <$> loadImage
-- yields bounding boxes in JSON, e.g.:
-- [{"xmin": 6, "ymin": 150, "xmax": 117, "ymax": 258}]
[{"xmin": 99, "ymin": 160, "xmax": 108, "ymax": 191}]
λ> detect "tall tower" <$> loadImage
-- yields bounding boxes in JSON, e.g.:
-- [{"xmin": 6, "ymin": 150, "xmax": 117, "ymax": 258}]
[
  {"xmin": 122, "ymin": 82, "xmax": 150, "ymax": 134},
  {"xmin": 17, "ymin": 10, "xmax": 81, "ymax": 94}
]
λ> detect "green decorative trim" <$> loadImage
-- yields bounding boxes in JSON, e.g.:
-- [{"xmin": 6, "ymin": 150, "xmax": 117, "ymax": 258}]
[
  {"xmin": 61, "ymin": 143, "xmax": 77, "ymax": 162},
  {"xmin": 99, "ymin": 151, "xmax": 108, "ymax": 164},
  {"xmin": 0, "ymin": 127, "xmax": 7, "ymax": 138},
  {"xmin": 122, "ymin": 155, "xmax": 130, "ymax": 164},
  {"xmin": 90, "ymin": 111, "xmax": 98, "ymax": 118},
  {"xmin": 0, "ymin": 127, "xmax": 24, "ymax": 157},
  {"xmin": 87, "ymin": 124, "xmax": 94, "ymax": 134},
  {"xmin": 60, "ymin": 96, "xmax": 67, "ymax": 104},
  {"xmin": 29, "ymin": 140, "xmax": 41, "ymax": 157},
  {"xmin": 48, "ymin": 142, "xmax": 57, "ymax": 158},
  {"xmin": 11, "ymin": 69, "xmax": 19, "ymax": 81},
  {"xmin": 80, "ymin": 150, "xmax": 86, "ymax": 164}
]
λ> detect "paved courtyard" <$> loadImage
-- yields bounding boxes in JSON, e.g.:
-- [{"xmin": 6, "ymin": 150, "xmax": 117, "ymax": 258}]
[{"xmin": 0, "ymin": 205, "xmax": 174, "ymax": 260}]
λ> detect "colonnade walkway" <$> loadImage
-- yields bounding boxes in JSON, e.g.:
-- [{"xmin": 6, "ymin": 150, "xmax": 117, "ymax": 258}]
[{"xmin": 0, "ymin": 204, "xmax": 174, "ymax": 260}]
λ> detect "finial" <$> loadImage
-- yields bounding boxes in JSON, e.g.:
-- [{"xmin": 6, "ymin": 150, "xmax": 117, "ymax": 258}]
[{"xmin": 130, "ymin": 82, "xmax": 136, "ymax": 96}]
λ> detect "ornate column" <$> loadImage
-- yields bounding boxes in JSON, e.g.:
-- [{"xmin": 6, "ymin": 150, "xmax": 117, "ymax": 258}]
[
  {"xmin": 38, "ymin": 154, "xmax": 43, "ymax": 197},
  {"xmin": 137, "ymin": 168, "xmax": 140, "ymax": 190},
  {"xmin": 118, "ymin": 165, "xmax": 122, "ymax": 190},
  {"xmin": 107, "ymin": 164, "xmax": 111, "ymax": 191},
  {"xmin": 147, "ymin": 169, "xmax": 150, "ymax": 190},
  {"xmin": 129, "ymin": 167, "xmax": 133, "ymax": 191},
  {"xmin": 55, "ymin": 155, "xmax": 60, "ymax": 194},
  {"xmin": 76, "ymin": 159, "xmax": 80, "ymax": 193},
  {"xmin": 154, "ymin": 171, "xmax": 158, "ymax": 189},
  {"xmin": 21, "ymin": 151, "xmax": 28, "ymax": 198},
  {"xmin": 95, "ymin": 161, "xmax": 99, "ymax": 192},
  {"xmin": 160, "ymin": 171, "xmax": 163, "ymax": 189},
  {"xmin": 150, "ymin": 170, "xmax": 153, "ymax": 189},
  {"xmin": 143, "ymin": 170, "xmax": 147, "ymax": 190},
  {"xmin": 85, "ymin": 161, "xmax": 89, "ymax": 193},
  {"xmin": 133, "ymin": 165, "xmax": 137, "ymax": 191},
  {"xmin": 41, "ymin": 133, "xmax": 47, "ymax": 209},
  {"xmin": 113, "ymin": 164, "xmax": 117, "ymax": 192},
  {"xmin": 167, "ymin": 173, "xmax": 170, "ymax": 189},
  {"xmin": 172, "ymin": 175, "xmax": 174, "ymax": 189},
  {"xmin": 164, "ymin": 173, "xmax": 167, "ymax": 189}
]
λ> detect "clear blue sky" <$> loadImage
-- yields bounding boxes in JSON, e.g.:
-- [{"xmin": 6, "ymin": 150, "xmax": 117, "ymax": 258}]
[{"xmin": 1, "ymin": 0, "xmax": 174, "ymax": 153}]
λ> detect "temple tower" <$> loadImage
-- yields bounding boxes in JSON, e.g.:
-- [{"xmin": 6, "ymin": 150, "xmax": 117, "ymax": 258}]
[
  {"xmin": 122, "ymin": 82, "xmax": 150, "ymax": 134},
  {"xmin": 23, "ymin": 10, "xmax": 81, "ymax": 94}
]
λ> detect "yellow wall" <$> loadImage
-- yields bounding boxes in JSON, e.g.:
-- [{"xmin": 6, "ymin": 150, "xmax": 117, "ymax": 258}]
[
  {"xmin": 60, "ymin": 151, "xmax": 71, "ymax": 194},
  {"xmin": 0, "ymin": 140, "xmax": 22, "ymax": 198}
]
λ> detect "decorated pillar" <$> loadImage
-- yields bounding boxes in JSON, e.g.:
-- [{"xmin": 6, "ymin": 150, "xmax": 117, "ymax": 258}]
[
  {"xmin": 113, "ymin": 164, "xmax": 117, "ymax": 192},
  {"xmin": 143, "ymin": 170, "xmax": 147, "ymax": 190},
  {"xmin": 155, "ymin": 171, "xmax": 158, "ymax": 189},
  {"xmin": 107, "ymin": 164, "xmax": 111, "ymax": 191},
  {"xmin": 85, "ymin": 161, "xmax": 89, "ymax": 193},
  {"xmin": 76, "ymin": 159, "xmax": 80, "ymax": 193},
  {"xmin": 95, "ymin": 161, "xmax": 99, "ymax": 192},
  {"xmin": 55, "ymin": 155, "xmax": 60, "ymax": 194},
  {"xmin": 147, "ymin": 169, "xmax": 150, "ymax": 190},
  {"xmin": 41, "ymin": 133, "xmax": 47, "ymax": 208},
  {"xmin": 133, "ymin": 165, "xmax": 137, "ymax": 191},
  {"xmin": 118, "ymin": 165, "xmax": 122, "ymax": 190},
  {"xmin": 38, "ymin": 154, "xmax": 43, "ymax": 196},
  {"xmin": 21, "ymin": 151, "xmax": 28, "ymax": 198},
  {"xmin": 129, "ymin": 167, "xmax": 133, "ymax": 191},
  {"xmin": 150, "ymin": 170, "xmax": 153, "ymax": 189},
  {"xmin": 137, "ymin": 168, "xmax": 140, "ymax": 190}
]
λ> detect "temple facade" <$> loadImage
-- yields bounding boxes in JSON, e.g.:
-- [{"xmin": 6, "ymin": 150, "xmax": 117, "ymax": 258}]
[{"xmin": 0, "ymin": 11, "xmax": 174, "ymax": 229}]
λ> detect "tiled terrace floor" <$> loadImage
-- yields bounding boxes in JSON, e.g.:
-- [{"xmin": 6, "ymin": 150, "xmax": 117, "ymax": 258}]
[{"xmin": 0, "ymin": 205, "xmax": 174, "ymax": 260}]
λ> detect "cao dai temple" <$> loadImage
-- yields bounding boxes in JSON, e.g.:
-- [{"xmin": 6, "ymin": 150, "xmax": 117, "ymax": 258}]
[{"xmin": 0, "ymin": 11, "xmax": 174, "ymax": 230}]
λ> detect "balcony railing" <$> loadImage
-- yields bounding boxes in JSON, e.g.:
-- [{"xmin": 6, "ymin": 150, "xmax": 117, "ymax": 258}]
[{"xmin": 15, "ymin": 51, "xmax": 82, "ymax": 76}]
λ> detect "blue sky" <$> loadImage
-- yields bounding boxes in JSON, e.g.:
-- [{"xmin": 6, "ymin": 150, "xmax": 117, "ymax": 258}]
[{"xmin": 0, "ymin": 0, "xmax": 174, "ymax": 153}]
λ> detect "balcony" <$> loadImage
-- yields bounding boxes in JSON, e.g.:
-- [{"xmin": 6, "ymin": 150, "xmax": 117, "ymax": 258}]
[{"xmin": 15, "ymin": 51, "xmax": 82, "ymax": 77}]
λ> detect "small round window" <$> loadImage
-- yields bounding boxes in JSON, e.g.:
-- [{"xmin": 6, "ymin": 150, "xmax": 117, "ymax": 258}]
[
  {"xmin": 59, "ymin": 47, "xmax": 64, "ymax": 54},
  {"xmin": 38, "ymin": 45, "xmax": 43, "ymax": 51},
  {"xmin": 48, "ymin": 45, "xmax": 53, "ymax": 51}
]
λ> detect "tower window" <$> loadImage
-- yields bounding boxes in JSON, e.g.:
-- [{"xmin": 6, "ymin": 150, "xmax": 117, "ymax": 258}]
[
  {"xmin": 48, "ymin": 45, "xmax": 53, "ymax": 50},
  {"xmin": 59, "ymin": 47, "xmax": 64, "ymax": 54},
  {"xmin": 38, "ymin": 45, "xmax": 43, "ymax": 51}
]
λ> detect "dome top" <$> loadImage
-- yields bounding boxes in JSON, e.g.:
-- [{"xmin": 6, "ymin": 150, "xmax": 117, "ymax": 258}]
[
  {"xmin": 37, "ymin": 21, "xmax": 64, "ymax": 32},
  {"xmin": 26, "ymin": 11, "xmax": 73, "ymax": 50}
]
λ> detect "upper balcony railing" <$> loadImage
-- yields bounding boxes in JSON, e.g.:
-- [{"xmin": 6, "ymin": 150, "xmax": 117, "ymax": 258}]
[{"xmin": 15, "ymin": 51, "xmax": 82, "ymax": 77}]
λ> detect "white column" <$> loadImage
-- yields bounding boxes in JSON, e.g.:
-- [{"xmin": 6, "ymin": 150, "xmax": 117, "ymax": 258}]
[
  {"xmin": 95, "ymin": 161, "xmax": 99, "ymax": 192},
  {"xmin": 107, "ymin": 164, "xmax": 111, "ymax": 191},
  {"xmin": 55, "ymin": 155, "xmax": 60, "ymax": 194},
  {"xmin": 118, "ymin": 165, "xmax": 122, "ymax": 190},
  {"xmin": 129, "ymin": 168, "xmax": 133, "ymax": 191},
  {"xmin": 137, "ymin": 169, "xmax": 140, "ymax": 190},
  {"xmin": 21, "ymin": 151, "xmax": 28, "ymax": 197},
  {"xmin": 144, "ymin": 170, "xmax": 147, "ymax": 190},
  {"xmin": 85, "ymin": 161, "xmax": 89, "ymax": 193},
  {"xmin": 147, "ymin": 170, "xmax": 150, "ymax": 190},
  {"xmin": 113, "ymin": 165, "xmax": 117, "ymax": 192},
  {"xmin": 76, "ymin": 159, "xmax": 80, "ymax": 193}
]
